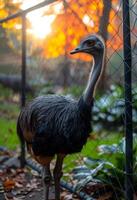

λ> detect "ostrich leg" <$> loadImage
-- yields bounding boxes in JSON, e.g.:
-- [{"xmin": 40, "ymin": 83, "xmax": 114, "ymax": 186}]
[
  {"xmin": 20, "ymin": 142, "xmax": 26, "ymax": 167},
  {"xmin": 53, "ymin": 154, "xmax": 65, "ymax": 200},
  {"xmin": 42, "ymin": 164, "xmax": 51, "ymax": 200}
]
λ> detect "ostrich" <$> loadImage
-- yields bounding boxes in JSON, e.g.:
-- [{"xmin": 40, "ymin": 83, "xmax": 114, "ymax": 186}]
[{"xmin": 17, "ymin": 34, "xmax": 105, "ymax": 200}]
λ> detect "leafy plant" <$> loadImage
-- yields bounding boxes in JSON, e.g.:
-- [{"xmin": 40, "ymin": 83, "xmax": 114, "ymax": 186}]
[
  {"xmin": 72, "ymin": 135, "xmax": 137, "ymax": 199},
  {"xmin": 92, "ymin": 84, "xmax": 137, "ymax": 132}
]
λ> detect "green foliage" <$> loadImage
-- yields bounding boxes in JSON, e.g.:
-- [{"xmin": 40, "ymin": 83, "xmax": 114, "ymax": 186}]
[
  {"xmin": 63, "ymin": 85, "xmax": 85, "ymax": 98},
  {"xmin": 73, "ymin": 135, "xmax": 137, "ymax": 199},
  {"xmin": 64, "ymin": 132, "xmax": 122, "ymax": 173},
  {"xmin": 107, "ymin": 50, "xmax": 124, "ymax": 77},
  {"xmin": 92, "ymin": 84, "xmax": 137, "ymax": 132},
  {"xmin": 62, "ymin": 84, "xmax": 130, "ymax": 132},
  {"xmin": 0, "ymin": 85, "xmax": 13, "ymax": 98},
  {"xmin": 63, "ymin": 84, "xmax": 126, "ymax": 132},
  {"xmin": 38, "ymin": 82, "xmax": 55, "ymax": 96}
]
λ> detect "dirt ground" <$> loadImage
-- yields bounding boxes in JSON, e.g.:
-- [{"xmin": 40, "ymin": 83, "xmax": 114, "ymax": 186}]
[{"xmin": 0, "ymin": 148, "xmax": 79, "ymax": 200}]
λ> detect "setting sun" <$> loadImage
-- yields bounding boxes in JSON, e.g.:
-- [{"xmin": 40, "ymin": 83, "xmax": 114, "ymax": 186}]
[{"xmin": 27, "ymin": 13, "xmax": 55, "ymax": 39}]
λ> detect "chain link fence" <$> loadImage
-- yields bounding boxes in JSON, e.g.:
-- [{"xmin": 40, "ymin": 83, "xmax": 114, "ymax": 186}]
[{"xmin": 0, "ymin": 0, "xmax": 137, "ymax": 199}]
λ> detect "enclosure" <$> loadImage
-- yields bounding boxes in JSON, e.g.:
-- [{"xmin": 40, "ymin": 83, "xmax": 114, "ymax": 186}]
[{"xmin": 0, "ymin": 0, "xmax": 137, "ymax": 199}]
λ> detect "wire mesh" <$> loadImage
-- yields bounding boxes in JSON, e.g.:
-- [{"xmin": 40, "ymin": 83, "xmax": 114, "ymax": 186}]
[{"xmin": 0, "ymin": 0, "xmax": 136, "ymax": 199}]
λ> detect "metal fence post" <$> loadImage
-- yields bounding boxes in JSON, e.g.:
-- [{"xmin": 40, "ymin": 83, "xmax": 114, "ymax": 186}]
[
  {"xmin": 123, "ymin": 0, "xmax": 133, "ymax": 199},
  {"xmin": 21, "ymin": 14, "xmax": 26, "ymax": 107}
]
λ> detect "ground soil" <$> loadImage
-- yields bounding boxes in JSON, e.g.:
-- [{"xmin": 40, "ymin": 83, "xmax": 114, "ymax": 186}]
[{"xmin": 0, "ymin": 148, "xmax": 79, "ymax": 200}]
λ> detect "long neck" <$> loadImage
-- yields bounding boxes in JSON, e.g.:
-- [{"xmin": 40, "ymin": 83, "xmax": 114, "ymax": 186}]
[{"xmin": 83, "ymin": 51, "xmax": 104, "ymax": 105}]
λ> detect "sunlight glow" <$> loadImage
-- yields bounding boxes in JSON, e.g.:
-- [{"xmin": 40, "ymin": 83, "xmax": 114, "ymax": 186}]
[
  {"xmin": 83, "ymin": 14, "xmax": 94, "ymax": 27},
  {"xmin": 27, "ymin": 14, "xmax": 55, "ymax": 39},
  {"xmin": 21, "ymin": 0, "xmax": 44, "ymax": 10},
  {"xmin": 15, "ymin": 0, "xmax": 62, "ymax": 39},
  {"xmin": 13, "ymin": 0, "xmax": 22, "ymax": 3},
  {"xmin": 15, "ymin": 24, "xmax": 22, "ymax": 29}
]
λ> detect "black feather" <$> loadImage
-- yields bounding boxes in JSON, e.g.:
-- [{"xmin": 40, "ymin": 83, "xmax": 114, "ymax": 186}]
[{"xmin": 18, "ymin": 94, "xmax": 93, "ymax": 156}]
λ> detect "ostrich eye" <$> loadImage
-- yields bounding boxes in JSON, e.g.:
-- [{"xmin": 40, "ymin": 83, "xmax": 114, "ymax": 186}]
[{"xmin": 86, "ymin": 40, "xmax": 96, "ymax": 46}]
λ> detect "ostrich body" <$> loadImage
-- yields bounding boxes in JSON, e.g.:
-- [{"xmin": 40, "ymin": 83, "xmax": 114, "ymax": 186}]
[{"xmin": 17, "ymin": 34, "xmax": 105, "ymax": 200}]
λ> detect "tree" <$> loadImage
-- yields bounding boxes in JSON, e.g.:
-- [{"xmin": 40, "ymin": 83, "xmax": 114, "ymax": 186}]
[
  {"xmin": 41, "ymin": 0, "xmax": 120, "ymax": 59},
  {"xmin": 98, "ymin": 0, "xmax": 112, "ymax": 90},
  {"xmin": 37, "ymin": 0, "xmax": 121, "ymax": 88},
  {"xmin": 0, "ymin": 0, "xmax": 21, "ymax": 52},
  {"xmin": 0, "ymin": 0, "xmax": 121, "ymax": 89}
]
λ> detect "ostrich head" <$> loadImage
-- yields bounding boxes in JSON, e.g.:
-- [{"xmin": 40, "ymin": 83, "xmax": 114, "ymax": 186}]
[
  {"xmin": 70, "ymin": 34, "xmax": 105, "ymax": 56},
  {"xmin": 70, "ymin": 34, "xmax": 105, "ymax": 105}
]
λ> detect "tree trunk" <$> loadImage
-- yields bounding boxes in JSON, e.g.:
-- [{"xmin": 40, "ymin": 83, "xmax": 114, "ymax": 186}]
[{"xmin": 98, "ymin": 0, "xmax": 112, "ymax": 91}]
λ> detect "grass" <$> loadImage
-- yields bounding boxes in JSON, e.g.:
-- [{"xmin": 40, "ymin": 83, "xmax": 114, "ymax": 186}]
[
  {"xmin": 0, "ymin": 117, "xmax": 19, "ymax": 149},
  {"xmin": 0, "ymin": 85, "xmax": 20, "ymax": 149}
]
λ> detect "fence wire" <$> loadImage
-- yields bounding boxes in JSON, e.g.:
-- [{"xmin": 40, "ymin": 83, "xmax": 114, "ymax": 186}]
[{"xmin": 0, "ymin": 0, "xmax": 137, "ymax": 199}]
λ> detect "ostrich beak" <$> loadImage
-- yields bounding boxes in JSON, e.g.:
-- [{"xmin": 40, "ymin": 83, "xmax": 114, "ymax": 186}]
[
  {"xmin": 70, "ymin": 45, "xmax": 82, "ymax": 54},
  {"xmin": 70, "ymin": 45, "xmax": 90, "ymax": 55}
]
